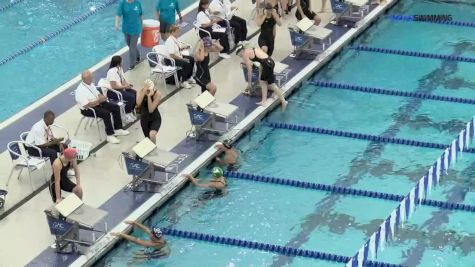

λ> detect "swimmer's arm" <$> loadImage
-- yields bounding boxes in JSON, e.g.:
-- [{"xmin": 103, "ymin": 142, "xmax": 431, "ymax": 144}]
[
  {"xmin": 255, "ymin": 12, "xmax": 265, "ymax": 26},
  {"xmin": 72, "ymin": 160, "xmax": 80, "ymax": 186},
  {"xmin": 129, "ymin": 221, "xmax": 152, "ymax": 235},
  {"xmin": 272, "ymin": 9, "xmax": 282, "ymax": 26},
  {"xmin": 117, "ymin": 233, "xmax": 156, "ymax": 247},
  {"xmin": 194, "ymin": 43, "xmax": 205, "ymax": 62},
  {"xmin": 296, "ymin": 0, "xmax": 304, "ymax": 18},
  {"xmin": 53, "ymin": 160, "xmax": 62, "ymax": 203},
  {"xmin": 186, "ymin": 175, "xmax": 215, "ymax": 189}
]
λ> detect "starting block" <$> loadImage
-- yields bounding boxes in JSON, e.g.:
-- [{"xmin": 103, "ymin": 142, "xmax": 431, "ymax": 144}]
[{"xmin": 289, "ymin": 18, "xmax": 333, "ymax": 59}]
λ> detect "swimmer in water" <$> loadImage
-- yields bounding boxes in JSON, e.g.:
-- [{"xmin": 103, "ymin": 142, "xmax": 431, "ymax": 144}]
[
  {"xmin": 215, "ymin": 139, "xmax": 239, "ymax": 168},
  {"xmin": 185, "ymin": 167, "xmax": 227, "ymax": 196},
  {"xmin": 112, "ymin": 221, "xmax": 170, "ymax": 259}
]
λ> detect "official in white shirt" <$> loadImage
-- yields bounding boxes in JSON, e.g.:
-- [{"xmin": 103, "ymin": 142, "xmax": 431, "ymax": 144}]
[
  {"xmin": 209, "ymin": 0, "xmax": 247, "ymax": 43},
  {"xmin": 75, "ymin": 70, "xmax": 129, "ymax": 144},
  {"xmin": 164, "ymin": 25, "xmax": 196, "ymax": 89},
  {"xmin": 25, "ymin": 110, "xmax": 65, "ymax": 164},
  {"xmin": 106, "ymin": 55, "xmax": 137, "ymax": 121},
  {"xmin": 196, "ymin": 0, "xmax": 230, "ymax": 58}
]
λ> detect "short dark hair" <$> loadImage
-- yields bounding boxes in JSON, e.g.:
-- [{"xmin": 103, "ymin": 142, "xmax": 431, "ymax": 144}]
[{"xmin": 44, "ymin": 110, "xmax": 55, "ymax": 119}]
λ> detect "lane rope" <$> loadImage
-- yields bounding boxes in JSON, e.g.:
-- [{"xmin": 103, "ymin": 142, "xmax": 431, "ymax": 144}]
[
  {"xmin": 349, "ymin": 45, "xmax": 475, "ymax": 63},
  {"xmin": 309, "ymin": 80, "xmax": 475, "ymax": 105},
  {"xmin": 161, "ymin": 227, "xmax": 404, "ymax": 267},
  {"xmin": 0, "ymin": 0, "xmax": 24, "ymax": 13},
  {"xmin": 265, "ymin": 121, "xmax": 475, "ymax": 153},
  {"xmin": 0, "ymin": 0, "xmax": 118, "ymax": 66},
  {"xmin": 224, "ymin": 171, "xmax": 475, "ymax": 213}
]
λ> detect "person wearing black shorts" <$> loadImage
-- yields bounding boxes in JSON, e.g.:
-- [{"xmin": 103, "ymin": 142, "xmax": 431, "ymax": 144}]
[
  {"xmin": 236, "ymin": 44, "xmax": 287, "ymax": 110},
  {"xmin": 49, "ymin": 148, "xmax": 83, "ymax": 203},
  {"xmin": 137, "ymin": 80, "xmax": 162, "ymax": 144},
  {"xmin": 256, "ymin": 3, "xmax": 282, "ymax": 57},
  {"xmin": 194, "ymin": 37, "xmax": 223, "ymax": 95},
  {"xmin": 295, "ymin": 0, "xmax": 322, "ymax": 25}
]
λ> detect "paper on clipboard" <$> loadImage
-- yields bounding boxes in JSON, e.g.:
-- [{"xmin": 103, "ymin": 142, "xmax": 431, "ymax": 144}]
[{"xmin": 132, "ymin": 138, "xmax": 156, "ymax": 158}]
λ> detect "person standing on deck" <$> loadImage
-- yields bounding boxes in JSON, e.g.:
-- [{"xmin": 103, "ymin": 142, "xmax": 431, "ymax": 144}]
[
  {"xmin": 156, "ymin": 0, "xmax": 183, "ymax": 41},
  {"xmin": 115, "ymin": 0, "xmax": 143, "ymax": 70}
]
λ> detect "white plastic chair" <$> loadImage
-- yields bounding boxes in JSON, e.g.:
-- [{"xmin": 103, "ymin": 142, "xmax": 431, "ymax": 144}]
[
  {"xmin": 98, "ymin": 78, "xmax": 132, "ymax": 127},
  {"xmin": 146, "ymin": 49, "xmax": 180, "ymax": 89},
  {"xmin": 6, "ymin": 141, "xmax": 49, "ymax": 191}
]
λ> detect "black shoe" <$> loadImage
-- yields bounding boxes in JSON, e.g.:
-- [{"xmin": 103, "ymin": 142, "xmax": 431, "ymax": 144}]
[{"xmin": 129, "ymin": 65, "xmax": 135, "ymax": 70}]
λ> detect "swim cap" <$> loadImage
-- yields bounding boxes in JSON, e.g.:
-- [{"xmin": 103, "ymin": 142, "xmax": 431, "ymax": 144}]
[
  {"xmin": 222, "ymin": 139, "xmax": 233, "ymax": 149},
  {"xmin": 202, "ymin": 37, "xmax": 212, "ymax": 48},
  {"xmin": 144, "ymin": 79, "xmax": 154, "ymax": 90},
  {"xmin": 212, "ymin": 167, "xmax": 224, "ymax": 178},
  {"xmin": 152, "ymin": 227, "xmax": 163, "ymax": 239},
  {"xmin": 63, "ymin": 148, "xmax": 77, "ymax": 160}
]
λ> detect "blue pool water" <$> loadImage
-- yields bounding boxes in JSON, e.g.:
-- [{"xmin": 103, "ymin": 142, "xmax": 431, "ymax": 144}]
[
  {"xmin": 0, "ymin": 0, "xmax": 194, "ymax": 122},
  {"xmin": 96, "ymin": 0, "xmax": 475, "ymax": 266}
]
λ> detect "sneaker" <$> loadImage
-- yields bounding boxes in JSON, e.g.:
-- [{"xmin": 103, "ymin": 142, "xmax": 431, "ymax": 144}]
[
  {"xmin": 67, "ymin": 169, "xmax": 75, "ymax": 177},
  {"xmin": 114, "ymin": 129, "xmax": 130, "ymax": 136},
  {"xmin": 219, "ymin": 53, "xmax": 231, "ymax": 59},
  {"xmin": 106, "ymin": 135, "xmax": 121, "ymax": 144},
  {"xmin": 182, "ymin": 81, "xmax": 192, "ymax": 89},
  {"xmin": 128, "ymin": 65, "xmax": 135, "ymax": 70},
  {"xmin": 126, "ymin": 113, "xmax": 136, "ymax": 122},
  {"xmin": 188, "ymin": 77, "xmax": 196, "ymax": 84}
]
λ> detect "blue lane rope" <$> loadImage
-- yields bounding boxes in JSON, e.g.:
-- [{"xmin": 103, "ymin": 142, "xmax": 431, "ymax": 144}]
[
  {"xmin": 387, "ymin": 14, "xmax": 475, "ymax": 28},
  {"xmin": 349, "ymin": 45, "xmax": 475, "ymax": 63},
  {"xmin": 0, "ymin": 0, "xmax": 24, "ymax": 13},
  {"xmin": 224, "ymin": 171, "xmax": 475, "ymax": 213},
  {"xmin": 309, "ymin": 80, "xmax": 475, "ymax": 105},
  {"xmin": 0, "ymin": 0, "xmax": 118, "ymax": 66},
  {"xmin": 265, "ymin": 121, "xmax": 475, "ymax": 154},
  {"xmin": 161, "ymin": 227, "xmax": 404, "ymax": 267}
]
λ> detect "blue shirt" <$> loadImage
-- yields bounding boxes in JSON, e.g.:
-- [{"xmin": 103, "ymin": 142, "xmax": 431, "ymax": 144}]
[
  {"xmin": 117, "ymin": 0, "xmax": 143, "ymax": 35},
  {"xmin": 156, "ymin": 0, "xmax": 180, "ymax": 25}
]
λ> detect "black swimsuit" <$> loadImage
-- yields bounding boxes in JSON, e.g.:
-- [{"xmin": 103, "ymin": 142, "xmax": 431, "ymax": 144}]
[
  {"xmin": 140, "ymin": 94, "xmax": 162, "ymax": 138},
  {"xmin": 296, "ymin": 0, "xmax": 316, "ymax": 21},
  {"xmin": 195, "ymin": 53, "xmax": 211, "ymax": 93},
  {"xmin": 49, "ymin": 158, "xmax": 76, "ymax": 203},
  {"xmin": 251, "ymin": 48, "xmax": 275, "ymax": 84},
  {"xmin": 258, "ymin": 14, "xmax": 277, "ymax": 56}
]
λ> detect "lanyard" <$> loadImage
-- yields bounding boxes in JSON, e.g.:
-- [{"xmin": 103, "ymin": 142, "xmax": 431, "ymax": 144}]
[
  {"xmin": 116, "ymin": 68, "xmax": 126, "ymax": 85},
  {"xmin": 82, "ymin": 82, "xmax": 98, "ymax": 98}
]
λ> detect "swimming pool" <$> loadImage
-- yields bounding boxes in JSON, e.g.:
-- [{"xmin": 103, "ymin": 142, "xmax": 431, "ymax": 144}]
[
  {"xmin": 95, "ymin": 0, "xmax": 475, "ymax": 266},
  {"xmin": 0, "ymin": 0, "xmax": 194, "ymax": 122}
]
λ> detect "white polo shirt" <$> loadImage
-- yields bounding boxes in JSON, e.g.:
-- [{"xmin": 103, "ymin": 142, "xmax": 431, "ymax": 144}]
[
  {"xmin": 209, "ymin": 0, "xmax": 232, "ymax": 20},
  {"xmin": 106, "ymin": 67, "xmax": 126, "ymax": 87},
  {"xmin": 197, "ymin": 10, "xmax": 212, "ymax": 27},
  {"xmin": 165, "ymin": 35, "xmax": 181, "ymax": 57},
  {"xmin": 25, "ymin": 119, "xmax": 53, "ymax": 146},
  {"xmin": 75, "ymin": 82, "xmax": 100, "ymax": 110}
]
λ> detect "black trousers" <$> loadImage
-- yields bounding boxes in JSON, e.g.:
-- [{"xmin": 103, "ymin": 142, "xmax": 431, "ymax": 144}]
[
  {"xmin": 166, "ymin": 55, "xmax": 195, "ymax": 82},
  {"xmin": 81, "ymin": 102, "xmax": 123, "ymax": 136},
  {"xmin": 107, "ymin": 88, "xmax": 136, "ymax": 113},
  {"xmin": 200, "ymin": 27, "xmax": 230, "ymax": 54},
  {"xmin": 27, "ymin": 144, "xmax": 63, "ymax": 164},
  {"xmin": 218, "ymin": 16, "xmax": 247, "ymax": 43}
]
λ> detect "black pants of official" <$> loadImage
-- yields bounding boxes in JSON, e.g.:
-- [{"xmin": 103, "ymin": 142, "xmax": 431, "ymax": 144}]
[
  {"xmin": 200, "ymin": 27, "xmax": 230, "ymax": 54},
  {"xmin": 107, "ymin": 88, "xmax": 136, "ymax": 113},
  {"xmin": 27, "ymin": 144, "xmax": 64, "ymax": 164},
  {"xmin": 165, "ymin": 55, "xmax": 195, "ymax": 82},
  {"xmin": 80, "ymin": 102, "xmax": 123, "ymax": 136},
  {"xmin": 217, "ymin": 15, "xmax": 247, "ymax": 43}
]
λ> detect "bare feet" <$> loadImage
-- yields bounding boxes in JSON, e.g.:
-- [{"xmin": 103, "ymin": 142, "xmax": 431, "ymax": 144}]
[{"xmin": 256, "ymin": 101, "xmax": 266, "ymax": 106}]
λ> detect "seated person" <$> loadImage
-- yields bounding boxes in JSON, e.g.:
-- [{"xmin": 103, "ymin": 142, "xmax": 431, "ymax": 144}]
[
  {"xmin": 209, "ymin": 0, "xmax": 247, "ymax": 43},
  {"xmin": 164, "ymin": 25, "xmax": 195, "ymax": 89},
  {"xmin": 75, "ymin": 70, "xmax": 129, "ymax": 144},
  {"xmin": 25, "ymin": 110, "xmax": 66, "ymax": 164},
  {"xmin": 196, "ymin": 0, "xmax": 230, "ymax": 58},
  {"xmin": 214, "ymin": 139, "xmax": 239, "ymax": 169},
  {"xmin": 194, "ymin": 37, "xmax": 223, "ymax": 96},
  {"xmin": 236, "ymin": 42, "xmax": 288, "ymax": 110},
  {"xmin": 106, "ymin": 55, "xmax": 137, "ymax": 121},
  {"xmin": 256, "ymin": 2, "xmax": 282, "ymax": 57},
  {"xmin": 49, "ymin": 148, "xmax": 82, "ymax": 204},
  {"xmin": 185, "ymin": 167, "xmax": 227, "ymax": 196},
  {"xmin": 136, "ymin": 79, "xmax": 162, "ymax": 144},
  {"xmin": 295, "ymin": 0, "xmax": 322, "ymax": 25},
  {"xmin": 112, "ymin": 220, "xmax": 170, "ymax": 259}
]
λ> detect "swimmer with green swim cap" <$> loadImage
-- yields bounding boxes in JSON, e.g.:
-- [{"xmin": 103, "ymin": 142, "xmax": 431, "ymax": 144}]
[{"xmin": 185, "ymin": 167, "xmax": 227, "ymax": 194}]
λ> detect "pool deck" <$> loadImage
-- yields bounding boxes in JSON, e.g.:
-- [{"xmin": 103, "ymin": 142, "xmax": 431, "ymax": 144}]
[{"xmin": 0, "ymin": 0, "xmax": 400, "ymax": 266}]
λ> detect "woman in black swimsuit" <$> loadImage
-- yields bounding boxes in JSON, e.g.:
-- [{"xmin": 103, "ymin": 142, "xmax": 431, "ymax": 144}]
[
  {"xmin": 49, "ymin": 148, "xmax": 82, "ymax": 203},
  {"xmin": 194, "ymin": 37, "xmax": 223, "ymax": 95},
  {"xmin": 136, "ymin": 79, "xmax": 162, "ymax": 143},
  {"xmin": 256, "ymin": 3, "xmax": 282, "ymax": 57},
  {"xmin": 236, "ymin": 43, "xmax": 288, "ymax": 110}
]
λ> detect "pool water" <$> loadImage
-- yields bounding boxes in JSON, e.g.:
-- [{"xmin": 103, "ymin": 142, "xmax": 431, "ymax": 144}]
[
  {"xmin": 0, "ymin": 0, "xmax": 195, "ymax": 122},
  {"xmin": 95, "ymin": 0, "xmax": 475, "ymax": 266}
]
